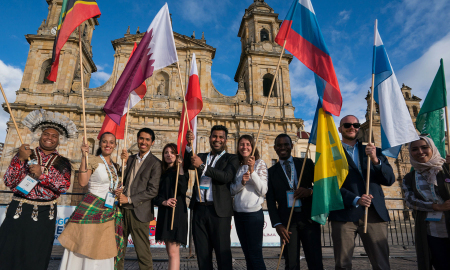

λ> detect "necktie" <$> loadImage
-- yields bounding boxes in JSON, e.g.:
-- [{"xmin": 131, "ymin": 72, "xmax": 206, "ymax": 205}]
[{"xmin": 285, "ymin": 161, "xmax": 292, "ymax": 186}]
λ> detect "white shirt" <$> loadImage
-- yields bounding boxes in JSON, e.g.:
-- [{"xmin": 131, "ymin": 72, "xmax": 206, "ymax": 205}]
[{"xmin": 136, "ymin": 150, "xmax": 151, "ymax": 163}]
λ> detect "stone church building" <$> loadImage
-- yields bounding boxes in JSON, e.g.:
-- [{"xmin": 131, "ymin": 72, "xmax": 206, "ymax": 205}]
[{"xmin": 0, "ymin": 0, "xmax": 424, "ymax": 208}]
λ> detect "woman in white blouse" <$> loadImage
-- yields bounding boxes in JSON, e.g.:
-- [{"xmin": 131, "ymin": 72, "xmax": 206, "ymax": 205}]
[
  {"xmin": 402, "ymin": 136, "xmax": 450, "ymax": 270},
  {"xmin": 231, "ymin": 135, "xmax": 268, "ymax": 270}
]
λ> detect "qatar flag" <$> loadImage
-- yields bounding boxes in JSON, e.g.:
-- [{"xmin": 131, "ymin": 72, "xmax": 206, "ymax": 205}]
[
  {"xmin": 98, "ymin": 43, "xmax": 146, "ymax": 139},
  {"xmin": 103, "ymin": 3, "xmax": 178, "ymax": 124},
  {"xmin": 177, "ymin": 53, "xmax": 203, "ymax": 156}
]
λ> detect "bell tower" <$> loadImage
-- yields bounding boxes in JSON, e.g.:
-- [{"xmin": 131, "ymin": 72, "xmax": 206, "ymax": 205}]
[{"xmin": 234, "ymin": 0, "xmax": 294, "ymax": 118}]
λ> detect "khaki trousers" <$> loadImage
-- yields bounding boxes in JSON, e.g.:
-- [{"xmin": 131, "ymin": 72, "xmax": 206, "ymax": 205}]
[
  {"xmin": 331, "ymin": 208, "xmax": 390, "ymax": 270},
  {"xmin": 117, "ymin": 208, "xmax": 153, "ymax": 270}
]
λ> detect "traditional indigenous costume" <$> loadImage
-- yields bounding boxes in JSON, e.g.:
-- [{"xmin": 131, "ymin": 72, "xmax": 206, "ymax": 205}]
[
  {"xmin": 0, "ymin": 109, "xmax": 76, "ymax": 270},
  {"xmin": 58, "ymin": 154, "xmax": 124, "ymax": 270}
]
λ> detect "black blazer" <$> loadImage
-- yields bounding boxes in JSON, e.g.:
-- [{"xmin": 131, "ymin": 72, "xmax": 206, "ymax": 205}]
[
  {"xmin": 328, "ymin": 142, "xmax": 395, "ymax": 222},
  {"xmin": 184, "ymin": 150, "xmax": 239, "ymax": 218},
  {"xmin": 267, "ymin": 157, "xmax": 315, "ymax": 227},
  {"xmin": 122, "ymin": 152, "xmax": 162, "ymax": 223}
]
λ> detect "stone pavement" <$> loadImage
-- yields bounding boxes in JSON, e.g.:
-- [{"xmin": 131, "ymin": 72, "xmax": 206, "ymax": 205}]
[{"xmin": 48, "ymin": 245, "xmax": 418, "ymax": 269}]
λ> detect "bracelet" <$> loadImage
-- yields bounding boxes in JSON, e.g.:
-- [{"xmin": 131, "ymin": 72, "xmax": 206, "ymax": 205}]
[{"xmin": 79, "ymin": 170, "xmax": 88, "ymax": 173}]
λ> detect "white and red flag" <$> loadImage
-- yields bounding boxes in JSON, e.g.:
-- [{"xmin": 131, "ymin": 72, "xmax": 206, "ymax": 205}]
[
  {"xmin": 98, "ymin": 43, "xmax": 146, "ymax": 139},
  {"xmin": 103, "ymin": 3, "xmax": 178, "ymax": 124},
  {"xmin": 177, "ymin": 53, "xmax": 203, "ymax": 156}
]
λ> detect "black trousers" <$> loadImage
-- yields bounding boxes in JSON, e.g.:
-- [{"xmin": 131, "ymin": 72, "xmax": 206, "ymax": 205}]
[
  {"xmin": 193, "ymin": 204, "xmax": 232, "ymax": 270},
  {"xmin": 283, "ymin": 218, "xmax": 323, "ymax": 270},
  {"xmin": 427, "ymin": 235, "xmax": 450, "ymax": 270},
  {"xmin": 0, "ymin": 200, "xmax": 57, "ymax": 270}
]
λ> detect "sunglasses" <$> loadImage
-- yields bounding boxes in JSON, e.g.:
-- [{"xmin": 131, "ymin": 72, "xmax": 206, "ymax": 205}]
[{"xmin": 342, "ymin": 123, "xmax": 361, "ymax": 129}]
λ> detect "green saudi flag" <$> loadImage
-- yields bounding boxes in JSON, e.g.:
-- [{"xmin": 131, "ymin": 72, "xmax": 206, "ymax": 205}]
[{"xmin": 416, "ymin": 58, "xmax": 447, "ymax": 158}]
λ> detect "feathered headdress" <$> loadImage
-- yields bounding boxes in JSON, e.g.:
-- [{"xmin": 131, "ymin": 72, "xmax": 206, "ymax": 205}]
[{"xmin": 22, "ymin": 109, "xmax": 78, "ymax": 139}]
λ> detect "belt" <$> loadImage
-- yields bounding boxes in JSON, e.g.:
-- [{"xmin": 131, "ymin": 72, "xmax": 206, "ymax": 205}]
[{"xmin": 198, "ymin": 201, "xmax": 214, "ymax": 206}]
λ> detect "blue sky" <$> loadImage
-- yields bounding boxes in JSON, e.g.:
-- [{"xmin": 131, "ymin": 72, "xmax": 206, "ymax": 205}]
[{"xmin": 1, "ymin": 0, "xmax": 450, "ymax": 142}]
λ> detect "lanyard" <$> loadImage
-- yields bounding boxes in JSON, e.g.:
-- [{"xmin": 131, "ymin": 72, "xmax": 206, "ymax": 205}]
[
  {"xmin": 415, "ymin": 172, "xmax": 441, "ymax": 204},
  {"xmin": 202, "ymin": 150, "xmax": 226, "ymax": 177},
  {"xmin": 100, "ymin": 155, "xmax": 119, "ymax": 191},
  {"xmin": 282, "ymin": 160, "xmax": 295, "ymax": 190}
]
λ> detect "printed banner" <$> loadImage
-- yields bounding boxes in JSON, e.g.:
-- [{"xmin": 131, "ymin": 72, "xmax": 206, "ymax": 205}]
[{"xmin": 0, "ymin": 206, "xmax": 280, "ymax": 248}]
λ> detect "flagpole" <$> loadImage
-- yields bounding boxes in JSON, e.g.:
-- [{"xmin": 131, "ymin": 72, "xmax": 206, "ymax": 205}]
[
  {"xmin": 364, "ymin": 19, "xmax": 378, "ymax": 234},
  {"xmin": 276, "ymin": 143, "xmax": 310, "ymax": 270},
  {"xmin": 120, "ymin": 96, "xmax": 131, "ymax": 205},
  {"xmin": 78, "ymin": 27, "xmax": 88, "ymax": 166},
  {"xmin": 0, "ymin": 83, "xmax": 26, "ymax": 147},
  {"xmin": 441, "ymin": 59, "xmax": 450, "ymax": 154},
  {"xmin": 252, "ymin": 40, "xmax": 287, "ymax": 156}
]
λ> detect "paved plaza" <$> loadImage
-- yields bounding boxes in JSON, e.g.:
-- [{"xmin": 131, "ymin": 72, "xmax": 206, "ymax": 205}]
[{"xmin": 48, "ymin": 245, "xmax": 418, "ymax": 269}]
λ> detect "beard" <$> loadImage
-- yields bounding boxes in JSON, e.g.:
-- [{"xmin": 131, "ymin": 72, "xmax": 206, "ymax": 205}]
[{"xmin": 341, "ymin": 132, "xmax": 357, "ymax": 141}]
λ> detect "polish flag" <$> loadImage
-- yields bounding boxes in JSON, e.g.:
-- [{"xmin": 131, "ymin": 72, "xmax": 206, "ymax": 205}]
[
  {"xmin": 177, "ymin": 53, "xmax": 203, "ymax": 156},
  {"xmin": 98, "ymin": 43, "xmax": 146, "ymax": 139}
]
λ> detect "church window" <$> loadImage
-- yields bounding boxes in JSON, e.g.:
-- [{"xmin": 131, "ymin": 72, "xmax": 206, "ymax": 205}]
[
  {"xmin": 301, "ymin": 152, "xmax": 306, "ymax": 158},
  {"xmin": 263, "ymin": 74, "xmax": 277, "ymax": 97},
  {"xmin": 39, "ymin": 59, "xmax": 54, "ymax": 84},
  {"xmin": 412, "ymin": 106, "xmax": 419, "ymax": 117},
  {"xmin": 260, "ymin": 29, "xmax": 270, "ymax": 42},
  {"xmin": 405, "ymin": 92, "xmax": 410, "ymax": 99},
  {"xmin": 87, "ymin": 138, "xmax": 95, "ymax": 155}
]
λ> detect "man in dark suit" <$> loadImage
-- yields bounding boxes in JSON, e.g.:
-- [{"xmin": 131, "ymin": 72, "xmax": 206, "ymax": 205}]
[
  {"xmin": 267, "ymin": 134, "xmax": 323, "ymax": 270},
  {"xmin": 329, "ymin": 115, "xmax": 395, "ymax": 270},
  {"xmin": 184, "ymin": 125, "xmax": 239, "ymax": 270},
  {"xmin": 117, "ymin": 128, "xmax": 162, "ymax": 270}
]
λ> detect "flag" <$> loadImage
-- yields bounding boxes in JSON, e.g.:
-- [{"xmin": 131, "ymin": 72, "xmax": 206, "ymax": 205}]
[
  {"xmin": 47, "ymin": 0, "xmax": 101, "ymax": 82},
  {"xmin": 372, "ymin": 26, "xmax": 419, "ymax": 157},
  {"xmin": 275, "ymin": 0, "xmax": 342, "ymax": 116},
  {"xmin": 309, "ymin": 99, "xmax": 348, "ymax": 225},
  {"xmin": 177, "ymin": 53, "xmax": 203, "ymax": 157},
  {"xmin": 103, "ymin": 4, "xmax": 178, "ymax": 124},
  {"xmin": 416, "ymin": 59, "xmax": 447, "ymax": 158},
  {"xmin": 98, "ymin": 43, "xmax": 146, "ymax": 140}
]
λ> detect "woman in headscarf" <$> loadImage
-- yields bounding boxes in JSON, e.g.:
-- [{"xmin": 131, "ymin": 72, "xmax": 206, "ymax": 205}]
[{"xmin": 402, "ymin": 136, "xmax": 450, "ymax": 270}]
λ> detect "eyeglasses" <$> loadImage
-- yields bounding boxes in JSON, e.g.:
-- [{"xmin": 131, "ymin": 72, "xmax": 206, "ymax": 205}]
[{"xmin": 342, "ymin": 123, "xmax": 361, "ymax": 129}]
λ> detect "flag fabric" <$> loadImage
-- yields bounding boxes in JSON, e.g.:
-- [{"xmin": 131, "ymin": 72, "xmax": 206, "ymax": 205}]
[
  {"xmin": 275, "ymin": 0, "xmax": 342, "ymax": 116},
  {"xmin": 372, "ymin": 26, "xmax": 419, "ymax": 157},
  {"xmin": 103, "ymin": 4, "xmax": 178, "ymax": 124},
  {"xmin": 416, "ymin": 59, "xmax": 447, "ymax": 157},
  {"xmin": 308, "ymin": 99, "xmax": 348, "ymax": 225},
  {"xmin": 47, "ymin": 0, "xmax": 101, "ymax": 82},
  {"xmin": 98, "ymin": 43, "xmax": 146, "ymax": 140},
  {"xmin": 177, "ymin": 53, "xmax": 203, "ymax": 157}
]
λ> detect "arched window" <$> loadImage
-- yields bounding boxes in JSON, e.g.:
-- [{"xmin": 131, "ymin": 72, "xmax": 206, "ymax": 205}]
[
  {"xmin": 38, "ymin": 59, "xmax": 54, "ymax": 84},
  {"xmin": 412, "ymin": 106, "xmax": 419, "ymax": 117},
  {"xmin": 405, "ymin": 92, "xmax": 410, "ymax": 99},
  {"xmin": 87, "ymin": 138, "xmax": 95, "ymax": 155},
  {"xmin": 260, "ymin": 29, "xmax": 270, "ymax": 42},
  {"xmin": 263, "ymin": 74, "xmax": 277, "ymax": 97}
]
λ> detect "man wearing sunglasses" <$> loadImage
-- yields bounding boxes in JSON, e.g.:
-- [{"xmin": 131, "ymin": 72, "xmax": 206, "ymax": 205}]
[{"xmin": 329, "ymin": 115, "xmax": 395, "ymax": 270}]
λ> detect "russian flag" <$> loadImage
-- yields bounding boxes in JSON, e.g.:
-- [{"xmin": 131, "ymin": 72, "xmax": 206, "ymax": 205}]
[
  {"xmin": 372, "ymin": 25, "xmax": 418, "ymax": 157},
  {"xmin": 275, "ymin": 0, "xmax": 342, "ymax": 116}
]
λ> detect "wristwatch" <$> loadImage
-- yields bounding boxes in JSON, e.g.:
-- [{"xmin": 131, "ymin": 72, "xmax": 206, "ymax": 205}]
[{"xmin": 198, "ymin": 163, "xmax": 206, "ymax": 171}]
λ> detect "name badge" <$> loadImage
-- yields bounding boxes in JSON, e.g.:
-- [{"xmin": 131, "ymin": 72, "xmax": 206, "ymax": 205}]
[
  {"xmin": 200, "ymin": 176, "xmax": 211, "ymax": 190},
  {"xmin": 426, "ymin": 211, "xmax": 443, "ymax": 221},
  {"xmin": 105, "ymin": 192, "xmax": 115, "ymax": 209},
  {"xmin": 286, "ymin": 191, "xmax": 301, "ymax": 211},
  {"xmin": 16, "ymin": 175, "xmax": 38, "ymax": 195}
]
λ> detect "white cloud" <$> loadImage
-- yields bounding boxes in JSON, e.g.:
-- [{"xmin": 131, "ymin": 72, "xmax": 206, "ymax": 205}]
[
  {"xmin": 0, "ymin": 60, "xmax": 23, "ymax": 142},
  {"xmin": 90, "ymin": 64, "xmax": 111, "ymax": 88},
  {"xmin": 212, "ymin": 72, "xmax": 232, "ymax": 82},
  {"xmin": 337, "ymin": 10, "xmax": 351, "ymax": 25}
]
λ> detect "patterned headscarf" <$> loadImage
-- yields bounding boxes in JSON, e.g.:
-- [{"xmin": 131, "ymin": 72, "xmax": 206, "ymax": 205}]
[{"xmin": 409, "ymin": 136, "xmax": 445, "ymax": 186}]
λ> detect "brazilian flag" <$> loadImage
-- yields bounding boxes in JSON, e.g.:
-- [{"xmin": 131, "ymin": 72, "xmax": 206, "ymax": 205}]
[
  {"xmin": 47, "ymin": 0, "xmax": 101, "ymax": 82},
  {"xmin": 309, "ymin": 100, "xmax": 349, "ymax": 225}
]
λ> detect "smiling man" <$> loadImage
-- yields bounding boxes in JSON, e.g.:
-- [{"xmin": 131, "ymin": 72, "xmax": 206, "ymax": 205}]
[
  {"xmin": 118, "ymin": 128, "xmax": 161, "ymax": 270},
  {"xmin": 184, "ymin": 125, "xmax": 239, "ymax": 270},
  {"xmin": 329, "ymin": 115, "xmax": 395, "ymax": 270},
  {"xmin": 0, "ymin": 109, "xmax": 75, "ymax": 270},
  {"xmin": 266, "ymin": 134, "xmax": 323, "ymax": 270}
]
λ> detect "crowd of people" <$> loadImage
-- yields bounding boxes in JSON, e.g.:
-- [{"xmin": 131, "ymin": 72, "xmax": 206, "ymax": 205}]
[{"xmin": 0, "ymin": 109, "xmax": 449, "ymax": 270}]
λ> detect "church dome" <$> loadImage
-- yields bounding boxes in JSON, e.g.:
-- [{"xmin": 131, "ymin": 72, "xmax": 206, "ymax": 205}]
[{"xmin": 247, "ymin": 0, "xmax": 274, "ymax": 14}]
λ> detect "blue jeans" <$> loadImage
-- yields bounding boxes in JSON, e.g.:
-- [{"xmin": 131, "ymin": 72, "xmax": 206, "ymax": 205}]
[{"xmin": 234, "ymin": 210, "xmax": 266, "ymax": 270}]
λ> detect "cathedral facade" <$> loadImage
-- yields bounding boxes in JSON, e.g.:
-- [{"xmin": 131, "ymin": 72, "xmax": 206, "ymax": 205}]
[{"xmin": 0, "ymin": 0, "xmax": 310, "ymax": 205}]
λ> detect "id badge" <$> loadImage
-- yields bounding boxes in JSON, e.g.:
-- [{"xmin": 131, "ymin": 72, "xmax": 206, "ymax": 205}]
[
  {"xmin": 287, "ymin": 191, "xmax": 301, "ymax": 209},
  {"xmin": 105, "ymin": 192, "xmax": 115, "ymax": 209},
  {"xmin": 426, "ymin": 211, "xmax": 443, "ymax": 221},
  {"xmin": 16, "ymin": 175, "xmax": 38, "ymax": 195},
  {"xmin": 200, "ymin": 176, "xmax": 211, "ymax": 190}
]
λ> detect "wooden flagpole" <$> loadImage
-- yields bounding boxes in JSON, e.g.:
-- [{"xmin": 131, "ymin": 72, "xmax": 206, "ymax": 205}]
[
  {"xmin": 364, "ymin": 19, "xmax": 378, "ymax": 234},
  {"xmin": 251, "ymin": 40, "xmax": 287, "ymax": 156},
  {"xmin": 78, "ymin": 27, "xmax": 88, "ymax": 166},
  {"xmin": 276, "ymin": 143, "xmax": 310, "ymax": 270},
  {"xmin": 0, "ymin": 83, "xmax": 26, "ymax": 146},
  {"xmin": 121, "ymin": 97, "xmax": 132, "ymax": 186}
]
